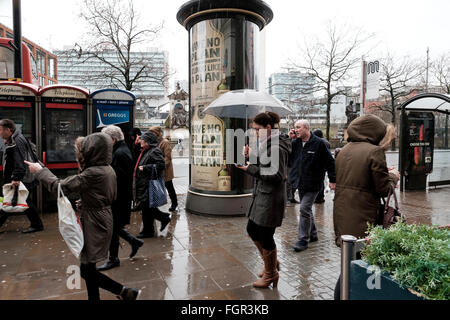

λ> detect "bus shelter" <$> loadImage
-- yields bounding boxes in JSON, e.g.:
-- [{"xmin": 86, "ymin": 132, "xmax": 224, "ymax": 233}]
[{"xmin": 399, "ymin": 93, "xmax": 450, "ymax": 191}]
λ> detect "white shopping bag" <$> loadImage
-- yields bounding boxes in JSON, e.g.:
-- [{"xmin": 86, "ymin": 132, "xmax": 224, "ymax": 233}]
[
  {"xmin": 1, "ymin": 182, "xmax": 29, "ymax": 213},
  {"xmin": 57, "ymin": 183, "xmax": 84, "ymax": 259}
]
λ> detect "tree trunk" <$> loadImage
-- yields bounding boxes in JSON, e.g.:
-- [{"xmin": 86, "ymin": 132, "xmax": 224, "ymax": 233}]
[
  {"xmin": 326, "ymin": 101, "xmax": 331, "ymax": 141},
  {"xmin": 391, "ymin": 102, "xmax": 396, "ymax": 151}
]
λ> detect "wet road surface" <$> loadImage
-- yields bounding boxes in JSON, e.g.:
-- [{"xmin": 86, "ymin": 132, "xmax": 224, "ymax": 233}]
[{"xmin": 0, "ymin": 157, "xmax": 449, "ymax": 300}]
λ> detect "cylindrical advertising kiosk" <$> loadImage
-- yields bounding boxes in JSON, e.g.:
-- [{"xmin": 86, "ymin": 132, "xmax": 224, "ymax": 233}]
[
  {"xmin": 177, "ymin": 0, "xmax": 273, "ymax": 215},
  {"xmin": 38, "ymin": 85, "xmax": 89, "ymax": 211}
]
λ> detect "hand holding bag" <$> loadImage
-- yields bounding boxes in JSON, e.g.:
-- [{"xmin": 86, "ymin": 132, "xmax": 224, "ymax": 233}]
[
  {"xmin": 57, "ymin": 183, "xmax": 84, "ymax": 258},
  {"xmin": 148, "ymin": 164, "xmax": 167, "ymax": 208},
  {"xmin": 379, "ymin": 184, "xmax": 404, "ymax": 229},
  {"xmin": 1, "ymin": 182, "xmax": 29, "ymax": 213}
]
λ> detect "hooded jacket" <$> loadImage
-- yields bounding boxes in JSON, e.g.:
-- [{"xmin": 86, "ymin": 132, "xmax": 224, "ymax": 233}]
[
  {"xmin": 134, "ymin": 131, "xmax": 166, "ymax": 204},
  {"xmin": 35, "ymin": 133, "xmax": 116, "ymax": 264},
  {"xmin": 333, "ymin": 114, "xmax": 398, "ymax": 246},
  {"xmin": 245, "ymin": 133, "xmax": 292, "ymax": 228}
]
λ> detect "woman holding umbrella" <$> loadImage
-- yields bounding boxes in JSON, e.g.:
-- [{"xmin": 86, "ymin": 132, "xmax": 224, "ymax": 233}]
[{"xmin": 237, "ymin": 111, "xmax": 291, "ymax": 288}]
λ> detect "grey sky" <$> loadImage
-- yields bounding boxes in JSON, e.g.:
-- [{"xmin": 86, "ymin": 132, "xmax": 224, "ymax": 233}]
[{"xmin": 1, "ymin": 0, "xmax": 449, "ymax": 89}]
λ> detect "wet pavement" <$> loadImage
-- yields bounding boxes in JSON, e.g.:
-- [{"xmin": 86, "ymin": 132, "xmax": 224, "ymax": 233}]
[{"xmin": 0, "ymin": 158, "xmax": 449, "ymax": 300}]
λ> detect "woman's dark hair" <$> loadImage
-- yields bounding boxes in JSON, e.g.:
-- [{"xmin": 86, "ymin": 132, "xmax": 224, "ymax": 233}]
[
  {"xmin": 129, "ymin": 128, "xmax": 142, "ymax": 138},
  {"xmin": 253, "ymin": 111, "xmax": 280, "ymax": 128}
]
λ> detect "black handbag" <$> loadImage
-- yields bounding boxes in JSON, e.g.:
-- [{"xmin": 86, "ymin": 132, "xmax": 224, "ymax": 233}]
[{"xmin": 378, "ymin": 184, "xmax": 404, "ymax": 229}]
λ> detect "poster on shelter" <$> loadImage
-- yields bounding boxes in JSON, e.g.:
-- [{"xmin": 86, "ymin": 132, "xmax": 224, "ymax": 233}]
[{"xmin": 190, "ymin": 20, "xmax": 226, "ymax": 191}]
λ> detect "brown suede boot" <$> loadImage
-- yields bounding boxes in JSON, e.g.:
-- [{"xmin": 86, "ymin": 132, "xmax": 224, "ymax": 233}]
[
  {"xmin": 253, "ymin": 248, "xmax": 279, "ymax": 288},
  {"xmin": 254, "ymin": 241, "xmax": 280, "ymax": 278}
]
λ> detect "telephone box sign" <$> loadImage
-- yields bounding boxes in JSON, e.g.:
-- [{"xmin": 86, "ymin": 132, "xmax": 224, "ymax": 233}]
[
  {"xmin": 41, "ymin": 88, "xmax": 87, "ymax": 99},
  {"xmin": 0, "ymin": 85, "xmax": 35, "ymax": 96},
  {"xmin": 91, "ymin": 91, "xmax": 134, "ymax": 101}
]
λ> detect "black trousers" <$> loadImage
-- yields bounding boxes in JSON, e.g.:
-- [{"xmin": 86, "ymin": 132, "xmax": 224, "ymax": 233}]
[
  {"xmin": 80, "ymin": 263, "xmax": 123, "ymax": 300},
  {"xmin": 246, "ymin": 219, "xmax": 276, "ymax": 251},
  {"xmin": 165, "ymin": 180, "xmax": 178, "ymax": 208},
  {"xmin": 141, "ymin": 201, "xmax": 170, "ymax": 235},
  {"xmin": 316, "ymin": 181, "xmax": 325, "ymax": 201},
  {"xmin": 109, "ymin": 202, "xmax": 139, "ymax": 259},
  {"xmin": 0, "ymin": 185, "xmax": 43, "ymax": 229},
  {"xmin": 286, "ymin": 179, "xmax": 296, "ymax": 200}
]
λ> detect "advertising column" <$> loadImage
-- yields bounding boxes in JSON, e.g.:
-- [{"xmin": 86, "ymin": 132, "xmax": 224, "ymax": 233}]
[{"xmin": 177, "ymin": 0, "xmax": 273, "ymax": 216}]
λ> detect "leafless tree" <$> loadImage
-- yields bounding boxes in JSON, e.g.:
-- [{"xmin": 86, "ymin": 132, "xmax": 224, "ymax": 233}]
[
  {"xmin": 289, "ymin": 22, "xmax": 372, "ymax": 140},
  {"xmin": 432, "ymin": 52, "xmax": 450, "ymax": 148},
  {"xmin": 376, "ymin": 55, "xmax": 422, "ymax": 123},
  {"xmin": 370, "ymin": 54, "xmax": 422, "ymax": 149},
  {"xmin": 432, "ymin": 52, "xmax": 450, "ymax": 94},
  {"xmin": 66, "ymin": 0, "xmax": 170, "ymax": 94}
]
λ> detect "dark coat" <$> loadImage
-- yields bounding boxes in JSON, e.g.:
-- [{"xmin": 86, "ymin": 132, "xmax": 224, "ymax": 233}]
[
  {"xmin": 111, "ymin": 140, "xmax": 133, "ymax": 226},
  {"xmin": 333, "ymin": 115, "xmax": 399, "ymax": 246},
  {"xmin": 134, "ymin": 134, "xmax": 165, "ymax": 205},
  {"xmin": 245, "ymin": 133, "xmax": 291, "ymax": 228},
  {"xmin": 131, "ymin": 141, "xmax": 142, "ymax": 166},
  {"xmin": 35, "ymin": 133, "xmax": 116, "ymax": 264},
  {"xmin": 2, "ymin": 130, "xmax": 31, "ymax": 184},
  {"xmin": 289, "ymin": 132, "xmax": 336, "ymax": 192}
]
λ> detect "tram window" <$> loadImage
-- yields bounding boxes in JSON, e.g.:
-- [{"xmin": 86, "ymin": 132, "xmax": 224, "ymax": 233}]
[
  {"xmin": 30, "ymin": 52, "xmax": 38, "ymax": 79},
  {"xmin": 0, "ymin": 45, "xmax": 14, "ymax": 79}
]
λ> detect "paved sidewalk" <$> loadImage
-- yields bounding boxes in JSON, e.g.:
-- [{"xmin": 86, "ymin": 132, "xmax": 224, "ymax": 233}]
[{"xmin": 0, "ymin": 185, "xmax": 449, "ymax": 300}]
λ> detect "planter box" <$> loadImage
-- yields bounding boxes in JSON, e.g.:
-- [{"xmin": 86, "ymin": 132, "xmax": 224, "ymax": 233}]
[{"xmin": 349, "ymin": 260, "xmax": 425, "ymax": 300}]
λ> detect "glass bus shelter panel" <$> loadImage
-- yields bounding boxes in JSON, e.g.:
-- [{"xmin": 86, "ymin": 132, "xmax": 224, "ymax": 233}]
[{"xmin": 44, "ymin": 108, "xmax": 85, "ymax": 163}]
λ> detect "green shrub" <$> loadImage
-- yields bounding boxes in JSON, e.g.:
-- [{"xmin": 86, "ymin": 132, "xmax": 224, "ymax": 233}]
[{"xmin": 361, "ymin": 222, "xmax": 450, "ymax": 300}]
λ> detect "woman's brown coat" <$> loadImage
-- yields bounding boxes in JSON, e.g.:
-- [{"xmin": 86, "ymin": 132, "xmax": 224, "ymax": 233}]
[
  {"xmin": 35, "ymin": 133, "xmax": 116, "ymax": 264},
  {"xmin": 333, "ymin": 115, "xmax": 398, "ymax": 246},
  {"xmin": 158, "ymin": 138, "xmax": 174, "ymax": 182}
]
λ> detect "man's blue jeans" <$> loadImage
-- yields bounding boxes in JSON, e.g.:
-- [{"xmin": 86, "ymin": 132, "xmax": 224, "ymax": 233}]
[{"xmin": 298, "ymin": 191, "xmax": 319, "ymax": 245}]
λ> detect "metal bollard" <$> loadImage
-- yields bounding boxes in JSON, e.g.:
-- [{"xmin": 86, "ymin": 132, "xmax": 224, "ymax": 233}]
[{"xmin": 340, "ymin": 235, "xmax": 357, "ymax": 300}]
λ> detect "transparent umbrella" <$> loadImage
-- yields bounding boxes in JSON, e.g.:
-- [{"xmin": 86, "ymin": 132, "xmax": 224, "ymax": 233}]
[{"xmin": 203, "ymin": 89, "xmax": 293, "ymax": 121}]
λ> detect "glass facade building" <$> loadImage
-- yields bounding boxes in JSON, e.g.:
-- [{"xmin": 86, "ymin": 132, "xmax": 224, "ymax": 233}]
[
  {"xmin": 54, "ymin": 49, "xmax": 169, "ymax": 98},
  {"xmin": 268, "ymin": 71, "xmax": 315, "ymax": 111}
]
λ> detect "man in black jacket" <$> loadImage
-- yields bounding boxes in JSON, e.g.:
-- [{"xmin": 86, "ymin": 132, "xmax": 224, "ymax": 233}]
[
  {"xmin": 289, "ymin": 120, "xmax": 336, "ymax": 252},
  {"xmin": 98, "ymin": 125, "xmax": 144, "ymax": 271},
  {"xmin": 0, "ymin": 119, "xmax": 43, "ymax": 233},
  {"xmin": 313, "ymin": 129, "xmax": 331, "ymax": 204}
]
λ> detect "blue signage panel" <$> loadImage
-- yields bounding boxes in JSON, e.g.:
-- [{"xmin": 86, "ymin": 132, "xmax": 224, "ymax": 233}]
[{"xmin": 96, "ymin": 104, "xmax": 130, "ymax": 128}]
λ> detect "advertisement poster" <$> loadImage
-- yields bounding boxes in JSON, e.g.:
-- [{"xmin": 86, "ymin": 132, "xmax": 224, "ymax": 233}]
[
  {"xmin": 190, "ymin": 20, "xmax": 227, "ymax": 191},
  {"xmin": 365, "ymin": 60, "xmax": 380, "ymax": 100}
]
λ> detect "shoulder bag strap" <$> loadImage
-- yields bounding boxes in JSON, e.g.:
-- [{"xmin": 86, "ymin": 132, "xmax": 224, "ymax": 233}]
[
  {"xmin": 385, "ymin": 186, "xmax": 393, "ymax": 210},
  {"xmin": 391, "ymin": 184, "xmax": 399, "ymax": 210},
  {"xmin": 58, "ymin": 183, "xmax": 64, "ymax": 199}
]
